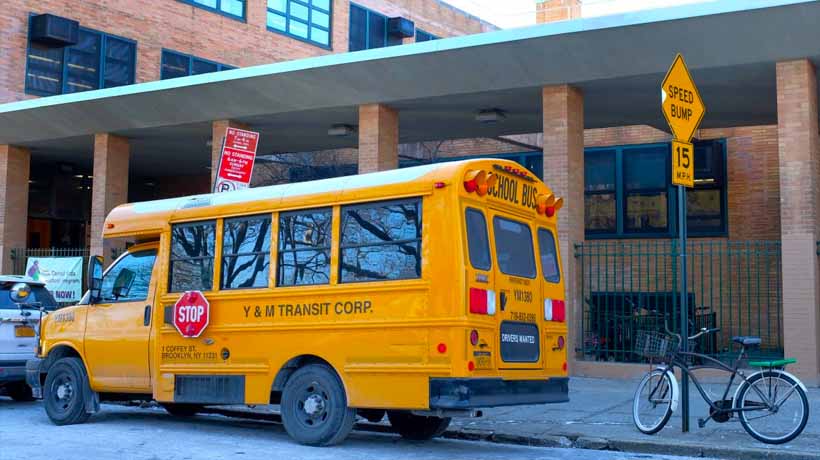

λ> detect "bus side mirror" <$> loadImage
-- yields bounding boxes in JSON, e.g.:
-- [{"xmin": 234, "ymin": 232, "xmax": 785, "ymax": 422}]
[
  {"xmin": 112, "ymin": 268, "xmax": 136, "ymax": 300},
  {"xmin": 87, "ymin": 255, "xmax": 104, "ymax": 304}
]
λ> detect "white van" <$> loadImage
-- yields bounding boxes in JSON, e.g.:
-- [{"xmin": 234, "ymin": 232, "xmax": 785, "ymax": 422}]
[{"xmin": 0, "ymin": 276, "xmax": 57, "ymax": 401}]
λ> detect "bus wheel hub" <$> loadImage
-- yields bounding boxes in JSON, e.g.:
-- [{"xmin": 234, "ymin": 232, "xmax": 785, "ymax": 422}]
[{"xmin": 303, "ymin": 394, "xmax": 325, "ymax": 416}]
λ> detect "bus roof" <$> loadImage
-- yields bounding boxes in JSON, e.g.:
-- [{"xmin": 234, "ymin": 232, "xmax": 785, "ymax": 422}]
[{"xmin": 102, "ymin": 158, "xmax": 552, "ymax": 239}]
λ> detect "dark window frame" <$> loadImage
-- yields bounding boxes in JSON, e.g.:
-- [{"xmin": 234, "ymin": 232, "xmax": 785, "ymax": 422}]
[
  {"xmin": 277, "ymin": 207, "xmax": 333, "ymax": 287},
  {"xmin": 160, "ymin": 49, "xmax": 235, "ymax": 80},
  {"xmin": 465, "ymin": 207, "xmax": 492, "ymax": 271},
  {"xmin": 339, "ymin": 197, "xmax": 423, "ymax": 283},
  {"xmin": 622, "ymin": 144, "xmax": 671, "ymax": 236},
  {"xmin": 221, "ymin": 214, "xmax": 272, "ymax": 290},
  {"xmin": 349, "ymin": 2, "xmax": 399, "ymax": 51},
  {"xmin": 584, "ymin": 139, "xmax": 728, "ymax": 239},
  {"xmin": 177, "ymin": 0, "xmax": 246, "ymax": 21},
  {"xmin": 267, "ymin": 0, "xmax": 333, "ymax": 50},
  {"xmin": 25, "ymin": 17, "xmax": 137, "ymax": 97},
  {"xmin": 415, "ymin": 29, "xmax": 438, "ymax": 42},
  {"xmin": 168, "ymin": 220, "xmax": 217, "ymax": 293}
]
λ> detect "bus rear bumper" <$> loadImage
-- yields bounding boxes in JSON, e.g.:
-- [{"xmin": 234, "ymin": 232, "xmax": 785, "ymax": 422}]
[{"xmin": 429, "ymin": 377, "xmax": 569, "ymax": 409}]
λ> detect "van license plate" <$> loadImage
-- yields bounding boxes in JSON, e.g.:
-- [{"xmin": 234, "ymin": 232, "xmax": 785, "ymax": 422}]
[{"xmin": 15, "ymin": 326, "xmax": 35, "ymax": 337}]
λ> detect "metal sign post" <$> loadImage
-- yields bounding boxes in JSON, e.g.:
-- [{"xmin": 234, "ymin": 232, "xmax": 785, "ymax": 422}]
[
  {"xmin": 661, "ymin": 54, "xmax": 705, "ymax": 433},
  {"xmin": 678, "ymin": 184, "xmax": 689, "ymax": 432}
]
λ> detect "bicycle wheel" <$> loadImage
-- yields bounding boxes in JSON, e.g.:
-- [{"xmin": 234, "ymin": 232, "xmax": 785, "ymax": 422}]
[
  {"xmin": 737, "ymin": 371, "xmax": 809, "ymax": 444},
  {"xmin": 633, "ymin": 369, "xmax": 675, "ymax": 434}
]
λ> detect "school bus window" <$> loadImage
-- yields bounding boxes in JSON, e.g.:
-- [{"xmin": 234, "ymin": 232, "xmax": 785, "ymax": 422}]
[
  {"xmin": 100, "ymin": 250, "xmax": 157, "ymax": 302},
  {"xmin": 221, "ymin": 214, "xmax": 272, "ymax": 290},
  {"xmin": 277, "ymin": 208, "xmax": 332, "ymax": 286},
  {"xmin": 493, "ymin": 216, "xmax": 536, "ymax": 279},
  {"xmin": 537, "ymin": 228, "xmax": 560, "ymax": 283},
  {"xmin": 340, "ymin": 198, "xmax": 422, "ymax": 282},
  {"xmin": 169, "ymin": 221, "xmax": 216, "ymax": 292},
  {"xmin": 465, "ymin": 208, "xmax": 491, "ymax": 271}
]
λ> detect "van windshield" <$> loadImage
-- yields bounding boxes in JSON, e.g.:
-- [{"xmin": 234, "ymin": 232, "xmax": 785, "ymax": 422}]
[{"xmin": 492, "ymin": 216, "xmax": 536, "ymax": 279}]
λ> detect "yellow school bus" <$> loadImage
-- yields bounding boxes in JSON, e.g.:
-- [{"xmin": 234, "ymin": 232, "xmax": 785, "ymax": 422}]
[{"xmin": 27, "ymin": 158, "xmax": 568, "ymax": 446}]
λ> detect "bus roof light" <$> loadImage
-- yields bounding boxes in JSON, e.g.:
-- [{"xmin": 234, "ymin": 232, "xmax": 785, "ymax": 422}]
[
  {"xmin": 464, "ymin": 170, "xmax": 486, "ymax": 193},
  {"xmin": 477, "ymin": 172, "xmax": 497, "ymax": 196}
]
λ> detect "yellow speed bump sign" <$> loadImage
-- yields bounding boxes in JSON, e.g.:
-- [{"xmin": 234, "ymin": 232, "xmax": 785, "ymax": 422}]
[{"xmin": 661, "ymin": 54, "xmax": 705, "ymax": 143}]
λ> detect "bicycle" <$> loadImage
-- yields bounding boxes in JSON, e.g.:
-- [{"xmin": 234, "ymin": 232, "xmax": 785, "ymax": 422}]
[{"xmin": 631, "ymin": 326, "xmax": 810, "ymax": 444}]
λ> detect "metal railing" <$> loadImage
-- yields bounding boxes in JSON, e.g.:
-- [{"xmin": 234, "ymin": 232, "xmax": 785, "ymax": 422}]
[{"xmin": 575, "ymin": 240, "xmax": 783, "ymax": 363}]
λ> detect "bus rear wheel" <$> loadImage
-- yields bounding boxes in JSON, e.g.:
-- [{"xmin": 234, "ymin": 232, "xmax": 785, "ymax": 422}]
[
  {"xmin": 388, "ymin": 410, "xmax": 451, "ymax": 440},
  {"xmin": 281, "ymin": 364, "xmax": 356, "ymax": 446}
]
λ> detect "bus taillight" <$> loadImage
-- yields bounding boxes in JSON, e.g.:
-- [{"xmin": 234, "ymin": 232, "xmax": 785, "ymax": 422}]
[
  {"xmin": 544, "ymin": 299, "xmax": 565, "ymax": 322},
  {"xmin": 469, "ymin": 288, "xmax": 496, "ymax": 315}
]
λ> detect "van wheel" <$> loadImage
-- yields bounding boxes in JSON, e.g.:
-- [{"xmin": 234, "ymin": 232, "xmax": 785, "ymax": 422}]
[
  {"xmin": 43, "ymin": 357, "xmax": 92, "ymax": 425},
  {"xmin": 161, "ymin": 403, "xmax": 202, "ymax": 417},
  {"xmin": 7, "ymin": 382, "xmax": 35, "ymax": 402},
  {"xmin": 281, "ymin": 364, "xmax": 355, "ymax": 446},
  {"xmin": 388, "ymin": 411, "xmax": 451, "ymax": 440}
]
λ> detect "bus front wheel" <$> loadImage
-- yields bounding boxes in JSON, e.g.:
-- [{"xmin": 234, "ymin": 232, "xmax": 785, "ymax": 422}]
[
  {"xmin": 281, "ymin": 364, "xmax": 356, "ymax": 446},
  {"xmin": 388, "ymin": 410, "xmax": 451, "ymax": 440}
]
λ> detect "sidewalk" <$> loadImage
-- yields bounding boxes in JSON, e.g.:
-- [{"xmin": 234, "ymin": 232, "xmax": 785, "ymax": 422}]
[{"xmin": 442, "ymin": 377, "xmax": 819, "ymax": 460}]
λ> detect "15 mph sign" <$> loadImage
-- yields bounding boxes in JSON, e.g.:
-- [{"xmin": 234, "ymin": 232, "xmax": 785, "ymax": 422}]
[
  {"xmin": 661, "ymin": 54, "xmax": 705, "ymax": 143},
  {"xmin": 173, "ymin": 291, "xmax": 210, "ymax": 338}
]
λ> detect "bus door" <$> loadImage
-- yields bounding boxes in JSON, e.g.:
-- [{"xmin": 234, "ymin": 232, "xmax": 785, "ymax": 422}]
[{"xmin": 488, "ymin": 209, "xmax": 543, "ymax": 370}]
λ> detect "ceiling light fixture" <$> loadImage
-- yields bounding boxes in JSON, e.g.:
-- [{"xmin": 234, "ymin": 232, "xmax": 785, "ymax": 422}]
[{"xmin": 476, "ymin": 109, "xmax": 507, "ymax": 124}]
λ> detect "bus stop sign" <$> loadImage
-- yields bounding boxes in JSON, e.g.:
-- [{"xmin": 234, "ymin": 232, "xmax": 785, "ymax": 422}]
[
  {"xmin": 173, "ymin": 291, "xmax": 210, "ymax": 338},
  {"xmin": 661, "ymin": 54, "xmax": 706, "ymax": 143}
]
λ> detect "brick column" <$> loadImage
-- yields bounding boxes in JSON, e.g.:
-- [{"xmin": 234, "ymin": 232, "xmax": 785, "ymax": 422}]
[
  {"xmin": 91, "ymin": 134, "xmax": 130, "ymax": 263},
  {"xmin": 358, "ymin": 104, "xmax": 399, "ymax": 174},
  {"xmin": 542, "ymin": 85, "xmax": 584, "ymax": 372},
  {"xmin": 211, "ymin": 120, "xmax": 250, "ymax": 188},
  {"xmin": 0, "ymin": 145, "xmax": 30, "ymax": 273},
  {"xmin": 777, "ymin": 59, "xmax": 820, "ymax": 385}
]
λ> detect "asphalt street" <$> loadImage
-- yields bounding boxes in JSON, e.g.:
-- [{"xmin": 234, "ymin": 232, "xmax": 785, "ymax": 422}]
[{"xmin": 0, "ymin": 398, "xmax": 712, "ymax": 460}]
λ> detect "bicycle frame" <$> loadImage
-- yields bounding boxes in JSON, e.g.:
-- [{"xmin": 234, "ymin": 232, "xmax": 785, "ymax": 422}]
[{"xmin": 651, "ymin": 346, "xmax": 788, "ymax": 417}]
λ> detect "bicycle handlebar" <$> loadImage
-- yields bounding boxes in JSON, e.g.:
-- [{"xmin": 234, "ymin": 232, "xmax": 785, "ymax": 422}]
[{"xmin": 663, "ymin": 321, "xmax": 721, "ymax": 342}]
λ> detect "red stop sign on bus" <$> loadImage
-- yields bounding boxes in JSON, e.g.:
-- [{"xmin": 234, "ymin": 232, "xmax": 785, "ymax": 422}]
[{"xmin": 173, "ymin": 291, "xmax": 210, "ymax": 338}]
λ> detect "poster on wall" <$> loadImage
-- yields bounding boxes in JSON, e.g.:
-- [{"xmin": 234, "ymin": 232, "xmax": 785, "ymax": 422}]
[{"xmin": 25, "ymin": 257, "xmax": 83, "ymax": 303}]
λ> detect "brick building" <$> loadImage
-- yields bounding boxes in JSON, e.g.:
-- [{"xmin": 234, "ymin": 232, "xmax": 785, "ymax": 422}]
[{"xmin": 1, "ymin": 0, "xmax": 819, "ymax": 384}]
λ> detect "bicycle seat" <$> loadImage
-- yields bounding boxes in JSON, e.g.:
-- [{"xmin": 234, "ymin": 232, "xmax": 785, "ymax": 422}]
[{"xmin": 732, "ymin": 336, "xmax": 761, "ymax": 346}]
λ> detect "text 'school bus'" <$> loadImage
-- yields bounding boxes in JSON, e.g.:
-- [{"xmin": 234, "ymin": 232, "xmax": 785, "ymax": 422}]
[{"xmin": 27, "ymin": 159, "xmax": 568, "ymax": 446}]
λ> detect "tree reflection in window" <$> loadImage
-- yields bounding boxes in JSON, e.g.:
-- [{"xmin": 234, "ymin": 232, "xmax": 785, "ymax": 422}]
[
  {"xmin": 278, "ymin": 209, "xmax": 332, "ymax": 286},
  {"xmin": 340, "ymin": 198, "xmax": 422, "ymax": 282},
  {"xmin": 100, "ymin": 250, "xmax": 156, "ymax": 302},
  {"xmin": 169, "ymin": 221, "xmax": 215, "ymax": 292},
  {"xmin": 222, "ymin": 215, "xmax": 271, "ymax": 289}
]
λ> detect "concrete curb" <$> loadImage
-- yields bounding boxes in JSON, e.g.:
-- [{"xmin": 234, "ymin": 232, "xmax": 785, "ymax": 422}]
[{"xmin": 435, "ymin": 428, "xmax": 820, "ymax": 460}]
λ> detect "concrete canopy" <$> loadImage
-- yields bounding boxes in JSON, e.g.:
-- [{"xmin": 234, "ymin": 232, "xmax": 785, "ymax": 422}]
[{"xmin": 2, "ymin": 0, "xmax": 820, "ymax": 176}]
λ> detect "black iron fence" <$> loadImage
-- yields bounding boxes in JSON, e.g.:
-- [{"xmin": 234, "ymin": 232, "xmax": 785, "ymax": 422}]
[{"xmin": 575, "ymin": 240, "xmax": 783, "ymax": 363}]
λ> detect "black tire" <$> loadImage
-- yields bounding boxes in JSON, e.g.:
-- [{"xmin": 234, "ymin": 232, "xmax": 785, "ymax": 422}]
[
  {"xmin": 632, "ymin": 369, "xmax": 675, "ymax": 435},
  {"xmin": 387, "ymin": 410, "xmax": 451, "ymax": 440},
  {"xmin": 7, "ymin": 382, "xmax": 35, "ymax": 402},
  {"xmin": 737, "ymin": 371, "xmax": 809, "ymax": 444},
  {"xmin": 43, "ymin": 357, "xmax": 92, "ymax": 425},
  {"xmin": 281, "ymin": 364, "xmax": 356, "ymax": 446},
  {"xmin": 161, "ymin": 403, "xmax": 202, "ymax": 417}
]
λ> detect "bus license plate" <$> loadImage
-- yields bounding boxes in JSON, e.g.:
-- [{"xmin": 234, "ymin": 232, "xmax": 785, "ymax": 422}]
[
  {"xmin": 15, "ymin": 326, "xmax": 35, "ymax": 337},
  {"xmin": 473, "ymin": 351, "xmax": 492, "ymax": 369}
]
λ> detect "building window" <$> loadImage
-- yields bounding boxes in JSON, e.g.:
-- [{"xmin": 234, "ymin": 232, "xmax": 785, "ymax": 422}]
[
  {"xmin": 416, "ymin": 29, "xmax": 438, "ymax": 42},
  {"xmin": 349, "ymin": 3, "xmax": 401, "ymax": 51},
  {"xmin": 26, "ymin": 25, "xmax": 136, "ymax": 96},
  {"xmin": 277, "ymin": 209, "xmax": 332, "ymax": 286},
  {"xmin": 161, "ymin": 50, "xmax": 235, "ymax": 80},
  {"xmin": 267, "ymin": 0, "xmax": 332, "ymax": 48},
  {"xmin": 178, "ymin": 0, "xmax": 246, "ymax": 20},
  {"xmin": 169, "ymin": 221, "xmax": 216, "ymax": 292},
  {"xmin": 222, "ymin": 215, "xmax": 271, "ymax": 290},
  {"xmin": 340, "ymin": 198, "xmax": 422, "ymax": 282},
  {"xmin": 584, "ymin": 140, "xmax": 727, "ymax": 238}
]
